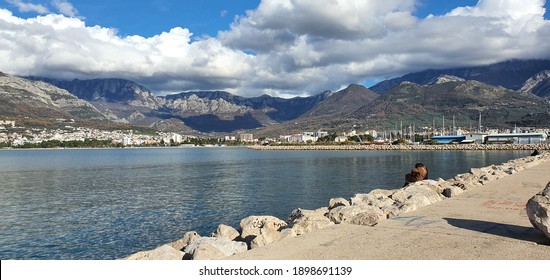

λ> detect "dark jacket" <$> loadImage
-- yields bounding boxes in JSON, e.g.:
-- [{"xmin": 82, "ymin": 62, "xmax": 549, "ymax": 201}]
[{"xmin": 405, "ymin": 165, "xmax": 428, "ymax": 183}]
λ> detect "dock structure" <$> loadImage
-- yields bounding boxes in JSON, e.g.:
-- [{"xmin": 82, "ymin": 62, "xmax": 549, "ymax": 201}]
[
  {"xmin": 430, "ymin": 135, "xmax": 466, "ymax": 144},
  {"xmin": 484, "ymin": 133, "xmax": 546, "ymax": 144}
]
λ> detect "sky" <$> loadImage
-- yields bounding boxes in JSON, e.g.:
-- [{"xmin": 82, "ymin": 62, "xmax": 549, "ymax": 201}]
[{"xmin": 1, "ymin": 0, "xmax": 550, "ymax": 98}]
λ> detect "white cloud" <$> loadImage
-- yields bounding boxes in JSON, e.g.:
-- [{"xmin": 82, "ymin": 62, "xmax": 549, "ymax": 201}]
[
  {"xmin": 51, "ymin": 0, "xmax": 79, "ymax": 18},
  {"xmin": 1, "ymin": 0, "xmax": 550, "ymax": 97},
  {"xmin": 219, "ymin": 0, "xmax": 550, "ymax": 96},
  {"xmin": 6, "ymin": 0, "xmax": 48, "ymax": 14},
  {"xmin": 0, "ymin": 9, "xmax": 254, "ymax": 95}
]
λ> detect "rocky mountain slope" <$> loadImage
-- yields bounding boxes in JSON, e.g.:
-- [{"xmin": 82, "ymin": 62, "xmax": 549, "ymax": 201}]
[
  {"xmin": 370, "ymin": 59, "xmax": 550, "ymax": 95},
  {"xmin": 28, "ymin": 77, "xmax": 333, "ymax": 133},
  {"xmin": 354, "ymin": 76, "xmax": 550, "ymax": 129},
  {"xmin": 7, "ymin": 59, "xmax": 550, "ymax": 135},
  {"xmin": 301, "ymin": 84, "xmax": 379, "ymax": 118},
  {"xmin": 0, "ymin": 72, "xmax": 106, "ymax": 123},
  {"xmin": 520, "ymin": 70, "xmax": 550, "ymax": 98}
]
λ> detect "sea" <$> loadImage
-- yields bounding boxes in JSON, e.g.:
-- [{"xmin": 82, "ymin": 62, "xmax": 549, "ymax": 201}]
[{"xmin": 0, "ymin": 147, "xmax": 528, "ymax": 260}]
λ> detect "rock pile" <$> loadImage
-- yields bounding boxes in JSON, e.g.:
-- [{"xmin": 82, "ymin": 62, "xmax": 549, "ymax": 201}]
[
  {"xmin": 125, "ymin": 152, "xmax": 550, "ymax": 260},
  {"xmin": 527, "ymin": 182, "xmax": 550, "ymax": 241},
  {"xmin": 249, "ymin": 144, "xmax": 550, "ymax": 151}
]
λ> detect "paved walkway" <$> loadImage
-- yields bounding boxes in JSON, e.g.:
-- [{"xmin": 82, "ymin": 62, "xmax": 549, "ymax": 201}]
[{"xmin": 229, "ymin": 160, "xmax": 550, "ymax": 260}]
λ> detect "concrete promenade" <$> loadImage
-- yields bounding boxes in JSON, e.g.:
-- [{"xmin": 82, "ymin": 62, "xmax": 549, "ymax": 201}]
[{"xmin": 229, "ymin": 160, "xmax": 550, "ymax": 260}]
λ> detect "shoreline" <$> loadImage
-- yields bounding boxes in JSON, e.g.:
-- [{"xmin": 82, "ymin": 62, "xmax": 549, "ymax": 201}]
[
  {"xmin": 228, "ymin": 153, "xmax": 550, "ymax": 260},
  {"xmin": 247, "ymin": 143, "xmax": 550, "ymax": 151},
  {"xmin": 0, "ymin": 145, "xmax": 238, "ymax": 151},
  {"xmin": 125, "ymin": 151, "xmax": 550, "ymax": 260},
  {"xmin": 2, "ymin": 143, "xmax": 548, "ymax": 152}
]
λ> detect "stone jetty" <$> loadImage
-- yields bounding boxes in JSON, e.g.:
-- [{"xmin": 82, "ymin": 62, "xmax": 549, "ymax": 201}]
[
  {"xmin": 124, "ymin": 151, "xmax": 550, "ymax": 260},
  {"xmin": 248, "ymin": 143, "xmax": 550, "ymax": 151}
]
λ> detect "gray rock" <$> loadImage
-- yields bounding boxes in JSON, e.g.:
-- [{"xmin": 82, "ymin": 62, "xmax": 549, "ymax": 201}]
[
  {"xmin": 351, "ymin": 189, "xmax": 395, "ymax": 205},
  {"xmin": 328, "ymin": 197, "xmax": 350, "ymax": 210},
  {"xmin": 125, "ymin": 244, "xmax": 185, "ymax": 260},
  {"xmin": 291, "ymin": 215, "xmax": 334, "ymax": 235},
  {"xmin": 527, "ymin": 182, "xmax": 550, "ymax": 240},
  {"xmin": 184, "ymin": 237, "xmax": 248, "ymax": 258},
  {"xmin": 239, "ymin": 215, "xmax": 287, "ymax": 241},
  {"xmin": 288, "ymin": 207, "xmax": 328, "ymax": 223},
  {"xmin": 211, "ymin": 224, "xmax": 240, "ymax": 241},
  {"xmin": 250, "ymin": 227, "xmax": 282, "ymax": 249},
  {"xmin": 169, "ymin": 231, "xmax": 201, "ymax": 250},
  {"xmin": 349, "ymin": 211, "xmax": 385, "ymax": 226},
  {"xmin": 279, "ymin": 228, "xmax": 297, "ymax": 240},
  {"xmin": 390, "ymin": 184, "xmax": 443, "ymax": 205},
  {"xmin": 328, "ymin": 205, "xmax": 385, "ymax": 226},
  {"xmin": 191, "ymin": 244, "xmax": 225, "ymax": 260},
  {"xmin": 351, "ymin": 191, "xmax": 396, "ymax": 208},
  {"xmin": 442, "ymin": 186, "xmax": 465, "ymax": 198}
]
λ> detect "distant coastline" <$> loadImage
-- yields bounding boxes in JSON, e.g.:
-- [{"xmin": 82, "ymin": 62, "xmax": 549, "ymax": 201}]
[{"xmin": 248, "ymin": 143, "xmax": 550, "ymax": 151}]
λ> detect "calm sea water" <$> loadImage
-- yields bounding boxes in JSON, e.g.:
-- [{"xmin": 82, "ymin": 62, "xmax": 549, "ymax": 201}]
[{"xmin": 0, "ymin": 147, "xmax": 527, "ymax": 259}]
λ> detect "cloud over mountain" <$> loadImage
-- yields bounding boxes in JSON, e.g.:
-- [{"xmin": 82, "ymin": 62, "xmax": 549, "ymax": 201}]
[{"xmin": 1, "ymin": 0, "xmax": 550, "ymax": 97}]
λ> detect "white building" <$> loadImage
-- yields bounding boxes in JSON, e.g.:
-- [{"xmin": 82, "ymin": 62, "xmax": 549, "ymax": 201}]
[
  {"xmin": 315, "ymin": 130, "xmax": 329, "ymax": 138},
  {"xmin": 365, "ymin": 130, "xmax": 378, "ymax": 138},
  {"xmin": 224, "ymin": 136, "xmax": 236, "ymax": 141},
  {"xmin": 0, "ymin": 120, "xmax": 15, "ymax": 128},
  {"xmin": 464, "ymin": 133, "xmax": 487, "ymax": 144},
  {"xmin": 240, "ymin": 133, "xmax": 254, "ymax": 142},
  {"xmin": 334, "ymin": 136, "xmax": 348, "ymax": 143}
]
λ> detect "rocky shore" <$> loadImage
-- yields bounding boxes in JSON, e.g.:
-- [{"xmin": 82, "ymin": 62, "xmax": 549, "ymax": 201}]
[
  {"xmin": 248, "ymin": 143, "xmax": 550, "ymax": 151},
  {"xmin": 125, "ymin": 151, "xmax": 550, "ymax": 260}
]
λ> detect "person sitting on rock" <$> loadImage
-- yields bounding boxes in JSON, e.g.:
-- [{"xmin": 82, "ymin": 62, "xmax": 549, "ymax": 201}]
[{"xmin": 404, "ymin": 163, "xmax": 428, "ymax": 186}]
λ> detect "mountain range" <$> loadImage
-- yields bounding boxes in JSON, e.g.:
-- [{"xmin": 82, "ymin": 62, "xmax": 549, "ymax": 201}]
[{"xmin": 2, "ymin": 59, "xmax": 550, "ymax": 135}]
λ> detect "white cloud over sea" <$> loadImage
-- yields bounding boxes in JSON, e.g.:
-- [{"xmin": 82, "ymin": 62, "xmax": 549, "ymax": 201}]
[{"xmin": 1, "ymin": 0, "xmax": 550, "ymax": 97}]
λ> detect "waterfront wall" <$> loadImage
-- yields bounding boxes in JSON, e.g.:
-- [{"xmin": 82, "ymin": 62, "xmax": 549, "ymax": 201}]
[{"xmin": 247, "ymin": 143, "xmax": 550, "ymax": 151}]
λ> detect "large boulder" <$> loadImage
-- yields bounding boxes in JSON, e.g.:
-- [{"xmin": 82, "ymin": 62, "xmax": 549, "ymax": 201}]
[
  {"xmin": 327, "ymin": 205, "xmax": 385, "ymax": 226},
  {"xmin": 350, "ymin": 190, "xmax": 400, "ymax": 218},
  {"xmin": 291, "ymin": 215, "xmax": 334, "ymax": 235},
  {"xmin": 211, "ymin": 224, "xmax": 240, "ymax": 241},
  {"xmin": 239, "ymin": 215, "xmax": 287, "ymax": 241},
  {"xmin": 250, "ymin": 227, "xmax": 282, "ymax": 249},
  {"xmin": 390, "ymin": 183, "xmax": 443, "ymax": 205},
  {"xmin": 191, "ymin": 244, "xmax": 225, "ymax": 260},
  {"xmin": 526, "ymin": 182, "xmax": 550, "ymax": 240},
  {"xmin": 169, "ymin": 231, "xmax": 201, "ymax": 251},
  {"xmin": 125, "ymin": 244, "xmax": 185, "ymax": 260},
  {"xmin": 351, "ymin": 190, "xmax": 396, "ymax": 208},
  {"xmin": 328, "ymin": 197, "xmax": 350, "ymax": 210},
  {"xmin": 390, "ymin": 183, "xmax": 444, "ymax": 214},
  {"xmin": 184, "ymin": 237, "xmax": 248, "ymax": 260},
  {"xmin": 288, "ymin": 208, "xmax": 328, "ymax": 223}
]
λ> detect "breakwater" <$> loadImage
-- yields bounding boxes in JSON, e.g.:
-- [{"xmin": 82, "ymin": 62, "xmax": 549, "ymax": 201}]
[
  {"xmin": 125, "ymin": 151, "xmax": 550, "ymax": 260},
  {"xmin": 248, "ymin": 143, "xmax": 550, "ymax": 151}
]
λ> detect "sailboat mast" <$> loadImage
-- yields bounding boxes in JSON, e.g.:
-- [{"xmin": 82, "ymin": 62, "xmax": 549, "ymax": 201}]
[
  {"xmin": 453, "ymin": 115, "xmax": 455, "ymax": 135},
  {"xmin": 478, "ymin": 111, "xmax": 482, "ymax": 133},
  {"xmin": 442, "ymin": 116, "xmax": 445, "ymax": 136}
]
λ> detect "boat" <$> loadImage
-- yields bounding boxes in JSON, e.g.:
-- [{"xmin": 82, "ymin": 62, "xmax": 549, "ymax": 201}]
[{"xmin": 373, "ymin": 137, "xmax": 386, "ymax": 145}]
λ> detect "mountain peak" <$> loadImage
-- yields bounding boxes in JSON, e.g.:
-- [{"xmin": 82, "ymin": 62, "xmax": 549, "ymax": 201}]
[
  {"xmin": 370, "ymin": 59, "xmax": 550, "ymax": 93},
  {"xmin": 428, "ymin": 75, "xmax": 466, "ymax": 85},
  {"xmin": 520, "ymin": 70, "xmax": 550, "ymax": 98}
]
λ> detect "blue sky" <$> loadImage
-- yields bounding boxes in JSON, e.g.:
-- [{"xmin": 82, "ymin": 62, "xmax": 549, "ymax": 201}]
[
  {"xmin": 1, "ymin": 0, "xmax": 550, "ymax": 97},
  {"xmin": 2, "ymin": 0, "xmax": 503, "ymax": 38}
]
